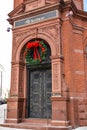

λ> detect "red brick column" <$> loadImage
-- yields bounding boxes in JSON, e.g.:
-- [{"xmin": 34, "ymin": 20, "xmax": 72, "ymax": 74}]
[
  {"xmin": 6, "ymin": 62, "xmax": 26, "ymax": 123},
  {"xmin": 51, "ymin": 56, "xmax": 70, "ymax": 126}
]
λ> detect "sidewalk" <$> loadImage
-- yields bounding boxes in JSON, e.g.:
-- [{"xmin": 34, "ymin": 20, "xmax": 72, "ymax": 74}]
[
  {"xmin": 0, "ymin": 127, "xmax": 28, "ymax": 130},
  {"xmin": 73, "ymin": 127, "xmax": 87, "ymax": 130},
  {"xmin": 0, "ymin": 104, "xmax": 87, "ymax": 130},
  {"xmin": 0, "ymin": 126, "xmax": 87, "ymax": 130}
]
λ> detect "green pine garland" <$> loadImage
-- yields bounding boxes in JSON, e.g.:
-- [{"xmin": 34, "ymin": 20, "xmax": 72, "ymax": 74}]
[{"xmin": 24, "ymin": 41, "xmax": 47, "ymax": 65}]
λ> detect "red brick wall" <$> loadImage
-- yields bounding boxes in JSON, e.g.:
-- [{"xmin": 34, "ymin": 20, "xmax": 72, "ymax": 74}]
[
  {"xmin": 14, "ymin": 0, "xmax": 83, "ymax": 10},
  {"xmin": 64, "ymin": 0, "xmax": 83, "ymax": 10},
  {"xmin": 7, "ymin": 0, "xmax": 87, "ymax": 128},
  {"xmin": 14, "ymin": 0, "xmax": 23, "ymax": 8},
  {"xmin": 73, "ymin": 0, "xmax": 83, "ymax": 10}
]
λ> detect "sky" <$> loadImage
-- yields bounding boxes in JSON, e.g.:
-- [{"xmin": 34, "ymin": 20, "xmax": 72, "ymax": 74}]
[
  {"xmin": 0, "ymin": 0, "xmax": 87, "ymax": 94},
  {"xmin": 84, "ymin": 0, "xmax": 87, "ymax": 11},
  {"xmin": 0, "ymin": 0, "xmax": 13, "ymax": 92}
]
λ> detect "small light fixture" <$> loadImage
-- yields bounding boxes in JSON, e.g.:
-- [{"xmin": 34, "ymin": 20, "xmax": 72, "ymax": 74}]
[
  {"xmin": 6, "ymin": 27, "xmax": 12, "ymax": 32},
  {"xmin": 66, "ymin": 11, "xmax": 73, "ymax": 17}
]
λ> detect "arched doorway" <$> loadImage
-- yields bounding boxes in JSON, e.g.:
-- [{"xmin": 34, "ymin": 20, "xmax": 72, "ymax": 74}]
[{"xmin": 25, "ymin": 38, "xmax": 52, "ymax": 119}]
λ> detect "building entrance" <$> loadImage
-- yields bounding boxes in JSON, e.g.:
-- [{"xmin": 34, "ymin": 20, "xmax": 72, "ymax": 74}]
[{"xmin": 27, "ymin": 67, "xmax": 52, "ymax": 119}]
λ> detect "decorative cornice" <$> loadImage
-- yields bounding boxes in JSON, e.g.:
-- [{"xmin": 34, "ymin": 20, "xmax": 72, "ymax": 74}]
[
  {"xmin": 51, "ymin": 55, "xmax": 64, "ymax": 60},
  {"xmin": 8, "ymin": 3, "xmax": 25, "ymax": 17},
  {"xmin": 11, "ymin": 61, "xmax": 25, "ymax": 66},
  {"xmin": 65, "ymin": 16, "xmax": 84, "ymax": 31},
  {"xmin": 7, "ymin": 3, "xmax": 25, "ymax": 25},
  {"xmin": 63, "ymin": 0, "xmax": 87, "ymax": 20},
  {"xmin": 7, "ymin": 2, "xmax": 64, "ymax": 25}
]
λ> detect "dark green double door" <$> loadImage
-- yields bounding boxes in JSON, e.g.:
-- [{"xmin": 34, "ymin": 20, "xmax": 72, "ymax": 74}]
[{"xmin": 28, "ymin": 68, "xmax": 52, "ymax": 119}]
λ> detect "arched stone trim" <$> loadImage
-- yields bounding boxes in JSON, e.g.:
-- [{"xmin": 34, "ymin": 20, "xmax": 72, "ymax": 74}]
[
  {"xmin": 83, "ymin": 37, "xmax": 87, "ymax": 57},
  {"xmin": 83, "ymin": 37, "xmax": 87, "ymax": 48},
  {"xmin": 38, "ymin": 32, "xmax": 59, "ymax": 56},
  {"xmin": 83, "ymin": 37, "xmax": 87, "ymax": 93},
  {"xmin": 84, "ymin": 44, "xmax": 87, "ymax": 54},
  {"xmin": 15, "ymin": 32, "xmax": 58, "ymax": 62}
]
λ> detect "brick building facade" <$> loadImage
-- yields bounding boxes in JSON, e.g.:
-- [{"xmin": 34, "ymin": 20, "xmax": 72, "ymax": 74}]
[{"xmin": 4, "ymin": 0, "xmax": 87, "ymax": 130}]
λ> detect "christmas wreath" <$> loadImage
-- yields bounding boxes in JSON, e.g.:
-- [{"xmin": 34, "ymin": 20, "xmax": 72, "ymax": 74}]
[{"xmin": 24, "ymin": 40, "xmax": 47, "ymax": 65}]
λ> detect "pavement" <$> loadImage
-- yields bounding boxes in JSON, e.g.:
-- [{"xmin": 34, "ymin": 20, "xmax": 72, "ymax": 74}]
[
  {"xmin": 0, "ymin": 104, "xmax": 28, "ymax": 130},
  {"xmin": 0, "ymin": 126, "xmax": 87, "ymax": 130},
  {"xmin": 0, "ymin": 127, "xmax": 28, "ymax": 130},
  {"xmin": 0, "ymin": 104, "xmax": 87, "ymax": 130},
  {"xmin": 73, "ymin": 127, "xmax": 87, "ymax": 130}
]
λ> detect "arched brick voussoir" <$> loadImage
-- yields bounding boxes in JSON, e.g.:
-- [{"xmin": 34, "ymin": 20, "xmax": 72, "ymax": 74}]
[
  {"xmin": 15, "ymin": 33, "xmax": 58, "ymax": 62},
  {"xmin": 83, "ymin": 37, "xmax": 87, "ymax": 46}
]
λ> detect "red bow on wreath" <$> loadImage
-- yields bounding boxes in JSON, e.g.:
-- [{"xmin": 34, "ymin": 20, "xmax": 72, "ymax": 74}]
[{"xmin": 24, "ymin": 41, "xmax": 46, "ymax": 62}]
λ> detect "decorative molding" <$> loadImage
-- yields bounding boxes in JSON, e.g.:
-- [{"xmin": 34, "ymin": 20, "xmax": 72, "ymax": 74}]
[
  {"xmin": 74, "ymin": 49, "xmax": 83, "ymax": 54},
  {"xmin": 14, "ymin": 10, "xmax": 58, "ymax": 28},
  {"xmin": 12, "ymin": 23, "xmax": 61, "ymax": 61},
  {"xmin": 11, "ymin": 61, "xmax": 25, "ymax": 66},
  {"xmin": 19, "ymin": 68, "xmax": 24, "ymax": 92},
  {"xmin": 8, "ymin": 3, "xmax": 25, "ymax": 17},
  {"xmin": 40, "ymin": 24, "xmax": 61, "ymax": 45},
  {"xmin": 75, "ymin": 71, "xmax": 84, "ymax": 75},
  {"xmin": 53, "ymin": 64, "xmax": 60, "ymax": 91},
  {"xmin": 73, "ymin": 29, "xmax": 83, "ymax": 34},
  {"xmin": 52, "ymin": 92, "xmax": 61, "ymax": 97},
  {"xmin": 11, "ymin": 68, "xmax": 18, "ymax": 95},
  {"xmin": 25, "ymin": 0, "xmax": 46, "ymax": 12},
  {"xmin": 51, "ymin": 55, "xmax": 64, "ymax": 60},
  {"xmin": 73, "ymin": 24, "xmax": 84, "ymax": 31},
  {"xmin": 46, "ymin": 0, "xmax": 58, "ymax": 4}
]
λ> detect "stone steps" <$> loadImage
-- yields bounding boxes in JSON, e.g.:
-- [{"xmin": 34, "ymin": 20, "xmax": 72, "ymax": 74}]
[{"xmin": 0, "ymin": 123, "xmax": 72, "ymax": 130}]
